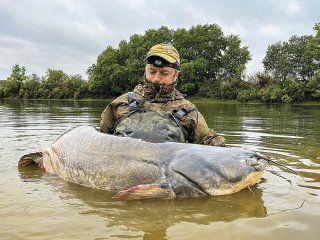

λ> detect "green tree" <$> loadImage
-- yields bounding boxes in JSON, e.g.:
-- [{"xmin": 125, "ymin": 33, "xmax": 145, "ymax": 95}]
[
  {"xmin": 175, "ymin": 24, "xmax": 226, "ymax": 80},
  {"xmin": 2, "ymin": 64, "xmax": 27, "ymax": 97},
  {"xmin": 307, "ymin": 23, "xmax": 320, "ymax": 74},
  {"xmin": 61, "ymin": 74, "xmax": 86, "ymax": 98},
  {"xmin": 281, "ymin": 77, "xmax": 305, "ymax": 102},
  {"xmin": 287, "ymin": 35, "xmax": 314, "ymax": 81},
  {"xmin": 258, "ymin": 84, "xmax": 283, "ymax": 103},
  {"xmin": 263, "ymin": 26, "xmax": 318, "ymax": 82},
  {"xmin": 218, "ymin": 78, "xmax": 241, "ymax": 99},
  {"xmin": 38, "ymin": 69, "xmax": 68, "ymax": 98},
  {"xmin": 88, "ymin": 46, "xmax": 136, "ymax": 97},
  {"xmin": 221, "ymin": 34, "xmax": 251, "ymax": 78},
  {"xmin": 305, "ymin": 73, "xmax": 320, "ymax": 99},
  {"xmin": 178, "ymin": 58, "xmax": 206, "ymax": 95},
  {"xmin": 74, "ymin": 81, "xmax": 90, "ymax": 99},
  {"xmin": 19, "ymin": 74, "xmax": 41, "ymax": 98},
  {"xmin": 263, "ymin": 42, "xmax": 291, "ymax": 81}
]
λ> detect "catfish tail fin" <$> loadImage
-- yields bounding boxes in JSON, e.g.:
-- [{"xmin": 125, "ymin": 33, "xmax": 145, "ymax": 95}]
[{"xmin": 18, "ymin": 152, "xmax": 43, "ymax": 167}]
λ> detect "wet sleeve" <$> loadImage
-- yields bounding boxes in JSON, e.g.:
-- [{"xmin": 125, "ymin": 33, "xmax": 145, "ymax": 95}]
[
  {"xmin": 100, "ymin": 103, "xmax": 114, "ymax": 133},
  {"xmin": 192, "ymin": 111, "xmax": 225, "ymax": 146}
]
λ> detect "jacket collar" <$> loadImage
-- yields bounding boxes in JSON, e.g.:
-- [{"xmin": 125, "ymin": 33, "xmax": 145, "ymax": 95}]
[{"xmin": 134, "ymin": 80, "xmax": 184, "ymax": 102}]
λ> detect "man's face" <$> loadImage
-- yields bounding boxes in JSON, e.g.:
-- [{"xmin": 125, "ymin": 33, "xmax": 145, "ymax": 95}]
[{"xmin": 145, "ymin": 64, "xmax": 179, "ymax": 86}]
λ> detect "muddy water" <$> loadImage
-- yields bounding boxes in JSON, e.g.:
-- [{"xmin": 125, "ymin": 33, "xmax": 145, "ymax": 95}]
[{"xmin": 1, "ymin": 99, "xmax": 319, "ymax": 240}]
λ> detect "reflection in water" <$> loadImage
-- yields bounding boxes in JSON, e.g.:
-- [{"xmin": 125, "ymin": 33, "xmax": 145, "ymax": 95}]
[
  {"xmin": 56, "ymin": 180, "xmax": 267, "ymax": 239},
  {"xmin": 18, "ymin": 164, "xmax": 44, "ymax": 180}
]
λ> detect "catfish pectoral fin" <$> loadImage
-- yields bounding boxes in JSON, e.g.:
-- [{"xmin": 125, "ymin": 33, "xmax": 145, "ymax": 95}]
[
  {"xmin": 113, "ymin": 183, "xmax": 176, "ymax": 200},
  {"xmin": 18, "ymin": 152, "xmax": 43, "ymax": 167}
]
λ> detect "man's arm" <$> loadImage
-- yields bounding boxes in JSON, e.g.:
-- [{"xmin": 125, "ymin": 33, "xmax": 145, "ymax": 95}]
[
  {"xmin": 100, "ymin": 103, "xmax": 114, "ymax": 133},
  {"xmin": 192, "ymin": 111, "xmax": 225, "ymax": 146},
  {"xmin": 100, "ymin": 93, "xmax": 130, "ymax": 133}
]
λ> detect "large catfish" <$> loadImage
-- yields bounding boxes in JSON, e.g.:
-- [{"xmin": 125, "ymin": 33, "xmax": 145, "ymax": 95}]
[{"xmin": 18, "ymin": 126, "xmax": 267, "ymax": 199}]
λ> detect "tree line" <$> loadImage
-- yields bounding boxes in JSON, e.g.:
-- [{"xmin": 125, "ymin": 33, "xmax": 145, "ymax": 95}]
[{"xmin": 1, "ymin": 23, "xmax": 320, "ymax": 103}]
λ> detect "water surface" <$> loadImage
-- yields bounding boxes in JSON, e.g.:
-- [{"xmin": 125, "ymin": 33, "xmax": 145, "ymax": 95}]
[{"xmin": 1, "ymin": 99, "xmax": 319, "ymax": 240}]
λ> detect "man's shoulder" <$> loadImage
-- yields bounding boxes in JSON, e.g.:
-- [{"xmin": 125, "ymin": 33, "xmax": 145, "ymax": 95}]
[
  {"xmin": 172, "ymin": 90, "xmax": 192, "ymax": 103},
  {"xmin": 133, "ymin": 84, "xmax": 144, "ymax": 95},
  {"xmin": 111, "ymin": 92, "xmax": 129, "ymax": 105},
  {"xmin": 171, "ymin": 93, "xmax": 197, "ymax": 109}
]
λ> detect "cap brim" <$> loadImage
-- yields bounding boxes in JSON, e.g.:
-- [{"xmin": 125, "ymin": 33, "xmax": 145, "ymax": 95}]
[{"xmin": 144, "ymin": 53, "xmax": 176, "ymax": 63}]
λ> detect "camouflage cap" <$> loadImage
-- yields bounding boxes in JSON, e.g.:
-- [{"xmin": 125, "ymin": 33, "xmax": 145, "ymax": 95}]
[{"xmin": 145, "ymin": 43, "xmax": 180, "ymax": 65}]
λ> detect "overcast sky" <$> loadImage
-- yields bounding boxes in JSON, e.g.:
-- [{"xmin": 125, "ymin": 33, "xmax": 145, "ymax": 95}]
[{"xmin": 0, "ymin": 0, "xmax": 319, "ymax": 80}]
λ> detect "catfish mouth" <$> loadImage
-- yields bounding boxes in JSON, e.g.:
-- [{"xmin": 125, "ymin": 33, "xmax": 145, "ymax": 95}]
[
  {"xmin": 245, "ymin": 156, "xmax": 268, "ymax": 171},
  {"xmin": 173, "ymin": 169, "xmax": 210, "ymax": 196}
]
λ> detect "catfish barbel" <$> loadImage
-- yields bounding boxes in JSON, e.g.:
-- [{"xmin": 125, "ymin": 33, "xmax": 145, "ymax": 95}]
[{"xmin": 18, "ymin": 126, "xmax": 267, "ymax": 199}]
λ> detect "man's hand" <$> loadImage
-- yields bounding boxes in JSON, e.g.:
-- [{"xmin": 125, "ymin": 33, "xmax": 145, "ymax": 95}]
[{"xmin": 212, "ymin": 136, "xmax": 226, "ymax": 147}]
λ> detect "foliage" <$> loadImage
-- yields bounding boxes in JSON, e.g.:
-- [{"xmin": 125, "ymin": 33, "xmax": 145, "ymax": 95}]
[
  {"xmin": 178, "ymin": 58, "xmax": 206, "ymax": 95},
  {"xmin": 19, "ymin": 74, "xmax": 41, "ymax": 98},
  {"xmin": 1, "ymin": 64, "xmax": 27, "ymax": 97},
  {"xmin": 307, "ymin": 23, "xmax": 320, "ymax": 73},
  {"xmin": 305, "ymin": 73, "xmax": 320, "ymax": 99},
  {"xmin": 0, "ymin": 87, "xmax": 4, "ymax": 98},
  {"xmin": 0, "ymin": 66, "xmax": 91, "ymax": 99},
  {"xmin": 1, "ymin": 23, "xmax": 320, "ymax": 104},
  {"xmin": 217, "ymin": 77, "xmax": 241, "ymax": 99},
  {"xmin": 237, "ymin": 88, "xmax": 259, "ymax": 102},
  {"xmin": 262, "ymin": 41, "xmax": 291, "ymax": 81},
  {"xmin": 257, "ymin": 84, "xmax": 283, "ymax": 103},
  {"xmin": 263, "ymin": 25, "xmax": 319, "ymax": 82},
  {"xmin": 237, "ymin": 72, "xmax": 308, "ymax": 103},
  {"xmin": 281, "ymin": 76, "xmax": 305, "ymax": 102}
]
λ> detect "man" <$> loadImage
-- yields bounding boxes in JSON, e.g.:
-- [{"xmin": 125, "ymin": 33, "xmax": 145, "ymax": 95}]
[{"xmin": 100, "ymin": 43, "xmax": 225, "ymax": 146}]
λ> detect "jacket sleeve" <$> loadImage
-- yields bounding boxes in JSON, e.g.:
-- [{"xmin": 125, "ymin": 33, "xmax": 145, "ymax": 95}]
[
  {"xmin": 192, "ymin": 111, "xmax": 225, "ymax": 146},
  {"xmin": 100, "ymin": 93, "xmax": 129, "ymax": 133},
  {"xmin": 100, "ymin": 103, "xmax": 115, "ymax": 133}
]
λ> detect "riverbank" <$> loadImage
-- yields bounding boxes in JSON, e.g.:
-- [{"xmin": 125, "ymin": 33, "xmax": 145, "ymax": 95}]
[{"xmin": 1, "ymin": 97, "xmax": 319, "ymax": 105}]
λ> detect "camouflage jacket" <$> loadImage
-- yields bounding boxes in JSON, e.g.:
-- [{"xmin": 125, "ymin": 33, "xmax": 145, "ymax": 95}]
[{"xmin": 100, "ymin": 81, "xmax": 225, "ymax": 146}]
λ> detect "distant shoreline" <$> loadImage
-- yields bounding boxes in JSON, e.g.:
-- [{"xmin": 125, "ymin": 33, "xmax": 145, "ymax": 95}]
[{"xmin": 1, "ymin": 97, "xmax": 319, "ymax": 105}]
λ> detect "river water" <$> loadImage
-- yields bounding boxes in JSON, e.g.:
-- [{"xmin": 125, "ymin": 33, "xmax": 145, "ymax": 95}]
[{"xmin": 1, "ymin": 99, "xmax": 319, "ymax": 240}]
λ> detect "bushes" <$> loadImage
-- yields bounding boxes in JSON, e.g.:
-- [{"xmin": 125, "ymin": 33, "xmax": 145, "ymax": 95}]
[
  {"xmin": 218, "ymin": 78, "xmax": 241, "ymax": 99},
  {"xmin": 19, "ymin": 75, "xmax": 41, "ymax": 98},
  {"xmin": 305, "ymin": 74, "xmax": 320, "ymax": 100},
  {"xmin": 235, "ymin": 73, "xmax": 310, "ymax": 103},
  {"xmin": 198, "ymin": 80, "xmax": 219, "ymax": 98},
  {"xmin": 1, "ymin": 63, "xmax": 318, "ymax": 103},
  {"xmin": 257, "ymin": 84, "xmax": 282, "ymax": 103},
  {"xmin": 190, "ymin": 71, "xmax": 317, "ymax": 103},
  {"xmin": 237, "ymin": 88, "xmax": 259, "ymax": 102},
  {"xmin": 281, "ymin": 77, "xmax": 305, "ymax": 102},
  {"xmin": 0, "ymin": 66, "xmax": 91, "ymax": 99}
]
